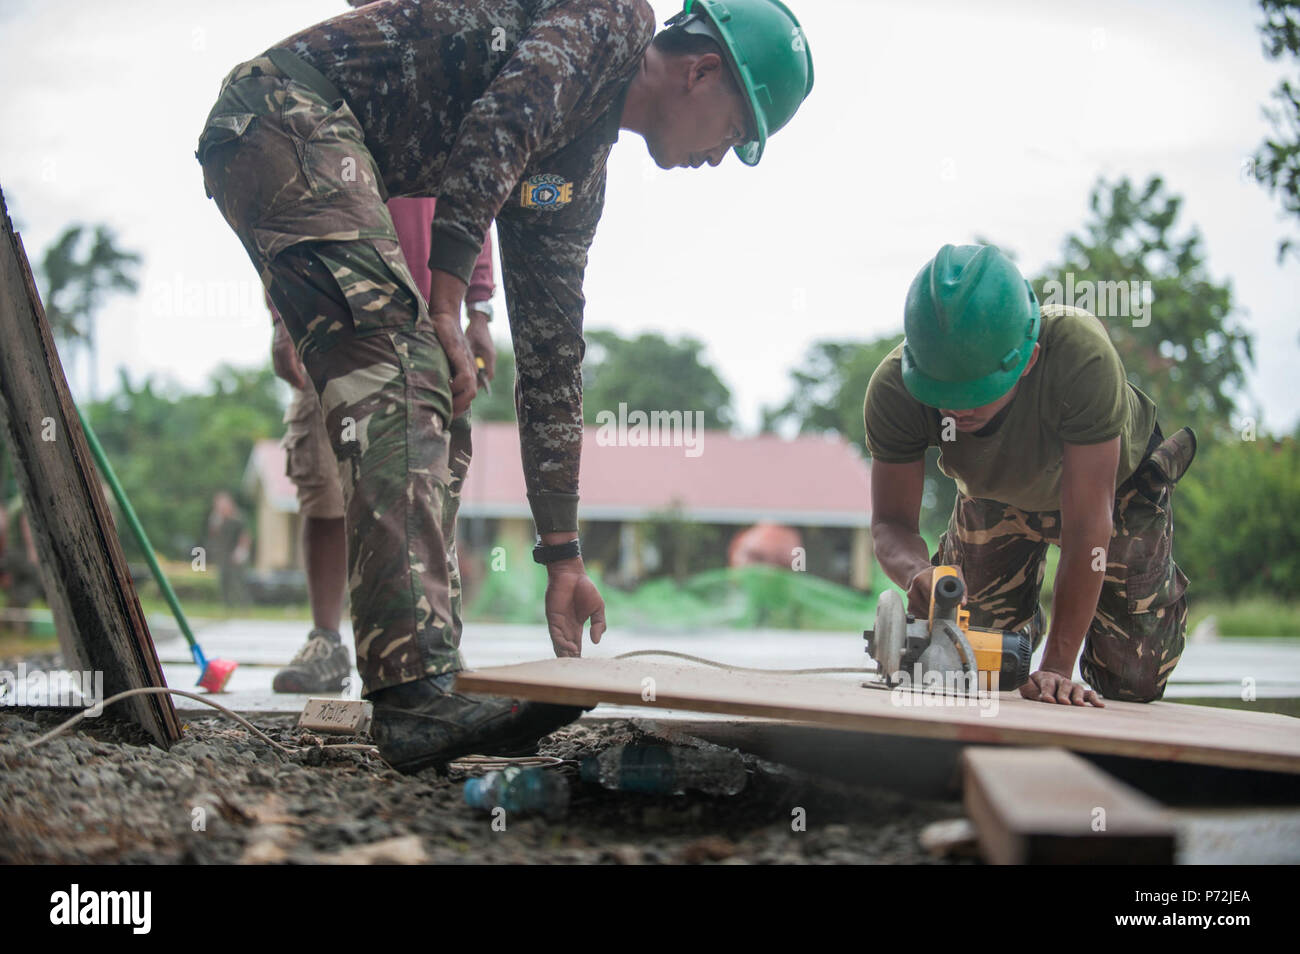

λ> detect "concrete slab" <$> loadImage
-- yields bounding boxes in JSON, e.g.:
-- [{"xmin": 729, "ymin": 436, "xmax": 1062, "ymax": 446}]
[{"xmin": 1171, "ymin": 807, "xmax": 1300, "ymax": 864}]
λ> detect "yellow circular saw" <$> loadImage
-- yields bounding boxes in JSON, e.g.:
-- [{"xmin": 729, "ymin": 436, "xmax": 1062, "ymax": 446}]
[{"xmin": 863, "ymin": 566, "xmax": 1033, "ymax": 693}]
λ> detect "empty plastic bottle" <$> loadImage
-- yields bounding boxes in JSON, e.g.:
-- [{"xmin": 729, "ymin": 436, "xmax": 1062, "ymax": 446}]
[
  {"xmin": 463, "ymin": 767, "xmax": 570, "ymax": 819},
  {"xmin": 580, "ymin": 745, "xmax": 747, "ymax": 796}
]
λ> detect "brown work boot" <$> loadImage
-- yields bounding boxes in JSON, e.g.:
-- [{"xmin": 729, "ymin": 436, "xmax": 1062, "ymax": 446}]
[{"xmin": 369, "ymin": 672, "xmax": 585, "ymax": 774}]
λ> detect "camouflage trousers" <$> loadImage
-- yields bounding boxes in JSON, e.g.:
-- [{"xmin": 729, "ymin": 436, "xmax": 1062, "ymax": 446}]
[
  {"xmin": 935, "ymin": 426, "xmax": 1197, "ymax": 702},
  {"xmin": 196, "ymin": 54, "xmax": 470, "ymax": 692}
]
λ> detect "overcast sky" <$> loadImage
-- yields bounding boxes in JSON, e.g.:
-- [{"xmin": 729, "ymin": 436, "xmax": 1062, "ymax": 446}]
[{"xmin": 1, "ymin": 0, "xmax": 1295, "ymax": 435}]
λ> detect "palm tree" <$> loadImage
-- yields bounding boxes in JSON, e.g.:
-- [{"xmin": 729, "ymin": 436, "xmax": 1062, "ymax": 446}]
[{"xmin": 39, "ymin": 224, "xmax": 141, "ymax": 399}]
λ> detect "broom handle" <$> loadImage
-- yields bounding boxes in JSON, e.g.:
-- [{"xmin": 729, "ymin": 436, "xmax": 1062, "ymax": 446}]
[{"xmin": 75, "ymin": 406, "xmax": 201, "ymax": 652}]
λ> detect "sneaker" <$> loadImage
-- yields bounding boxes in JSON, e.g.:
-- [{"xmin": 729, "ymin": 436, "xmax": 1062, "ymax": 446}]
[
  {"xmin": 272, "ymin": 628, "xmax": 352, "ymax": 693},
  {"xmin": 369, "ymin": 672, "xmax": 585, "ymax": 774}
]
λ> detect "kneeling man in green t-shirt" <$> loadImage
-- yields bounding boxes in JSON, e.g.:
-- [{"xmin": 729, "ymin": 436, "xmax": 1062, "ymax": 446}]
[{"xmin": 866, "ymin": 244, "xmax": 1196, "ymax": 707}]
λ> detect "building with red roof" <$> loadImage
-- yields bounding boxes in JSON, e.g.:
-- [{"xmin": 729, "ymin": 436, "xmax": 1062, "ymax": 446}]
[{"xmin": 245, "ymin": 421, "xmax": 874, "ymax": 589}]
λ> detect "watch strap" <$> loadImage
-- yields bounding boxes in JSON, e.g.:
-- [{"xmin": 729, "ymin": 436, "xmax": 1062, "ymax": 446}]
[{"xmin": 533, "ymin": 539, "xmax": 581, "ymax": 565}]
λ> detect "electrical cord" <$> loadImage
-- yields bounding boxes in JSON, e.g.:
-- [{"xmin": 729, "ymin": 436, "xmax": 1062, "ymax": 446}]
[
  {"xmin": 613, "ymin": 649, "xmax": 876, "ymax": 676},
  {"xmin": 15, "ymin": 686, "xmax": 564, "ymax": 771}
]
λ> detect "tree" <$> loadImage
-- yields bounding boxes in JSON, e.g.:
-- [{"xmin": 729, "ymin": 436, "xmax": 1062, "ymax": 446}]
[
  {"xmin": 1253, "ymin": 0, "xmax": 1300, "ymax": 261},
  {"xmin": 1177, "ymin": 433, "xmax": 1300, "ymax": 597},
  {"xmin": 37, "ymin": 224, "xmax": 141, "ymax": 398},
  {"xmin": 643, "ymin": 504, "xmax": 726, "ymax": 583},
  {"xmin": 762, "ymin": 334, "xmax": 958, "ymax": 538},
  {"xmin": 1031, "ymin": 176, "xmax": 1253, "ymax": 442},
  {"xmin": 581, "ymin": 330, "xmax": 735, "ymax": 429},
  {"xmin": 86, "ymin": 364, "xmax": 285, "ymax": 561}
]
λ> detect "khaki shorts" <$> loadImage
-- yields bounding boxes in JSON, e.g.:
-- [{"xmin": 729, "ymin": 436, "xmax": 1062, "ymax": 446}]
[{"xmin": 283, "ymin": 385, "xmax": 346, "ymax": 520}]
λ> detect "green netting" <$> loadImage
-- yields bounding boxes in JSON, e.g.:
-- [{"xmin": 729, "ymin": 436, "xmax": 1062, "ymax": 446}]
[{"xmin": 467, "ymin": 561, "xmax": 898, "ymax": 632}]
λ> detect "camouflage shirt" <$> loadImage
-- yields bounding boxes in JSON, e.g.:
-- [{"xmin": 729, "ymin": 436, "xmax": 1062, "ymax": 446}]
[{"xmin": 273, "ymin": 0, "xmax": 657, "ymax": 532}]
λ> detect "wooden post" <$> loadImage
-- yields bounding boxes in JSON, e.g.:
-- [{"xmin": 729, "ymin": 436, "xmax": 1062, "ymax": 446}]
[{"xmin": 0, "ymin": 184, "xmax": 180, "ymax": 746}]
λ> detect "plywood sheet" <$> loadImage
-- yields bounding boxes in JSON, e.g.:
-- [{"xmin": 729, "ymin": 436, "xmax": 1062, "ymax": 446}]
[{"xmin": 455, "ymin": 657, "xmax": 1300, "ymax": 774}]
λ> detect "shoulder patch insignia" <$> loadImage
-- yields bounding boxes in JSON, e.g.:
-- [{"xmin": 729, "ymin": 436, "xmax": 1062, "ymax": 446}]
[{"xmin": 521, "ymin": 174, "xmax": 573, "ymax": 212}]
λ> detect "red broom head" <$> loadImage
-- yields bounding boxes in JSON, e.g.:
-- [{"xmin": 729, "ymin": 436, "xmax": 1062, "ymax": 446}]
[{"xmin": 199, "ymin": 658, "xmax": 238, "ymax": 693}]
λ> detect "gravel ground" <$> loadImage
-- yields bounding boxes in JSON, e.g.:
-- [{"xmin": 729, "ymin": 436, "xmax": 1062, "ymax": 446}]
[{"xmin": 0, "ymin": 693, "xmax": 964, "ymax": 864}]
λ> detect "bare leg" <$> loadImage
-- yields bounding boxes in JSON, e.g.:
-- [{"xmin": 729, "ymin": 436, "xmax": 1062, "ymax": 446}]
[{"xmin": 303, "ymin": 515, "xmax": 347, "ymax": 633}]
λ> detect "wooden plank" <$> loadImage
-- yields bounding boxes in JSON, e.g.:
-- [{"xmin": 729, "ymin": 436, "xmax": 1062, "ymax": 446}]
[
  {"xmin": 0, "ymin": 184, "xmax": 179, "ymax": 746},
  {"xmin": 455, "ymin": 657, "xmax": 1300, "ymax": 774},
  {"xmin": 963, "ymin": 747, "xmax": 1176, "ymax": 864}
]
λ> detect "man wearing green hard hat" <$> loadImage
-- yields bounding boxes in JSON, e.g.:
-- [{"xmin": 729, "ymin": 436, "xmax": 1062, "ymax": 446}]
[
  {"xmin": 198, "ymin": 0, "xmax": 813, "ymax": 771},
  {"xmin": 866, "ymin": 245, "xmax": 1196, "ymax": 707}
]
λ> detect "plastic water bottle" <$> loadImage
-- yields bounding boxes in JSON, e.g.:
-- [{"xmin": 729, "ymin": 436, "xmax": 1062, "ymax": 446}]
[
  {"xmin": 580, "ymin": 745, "xmax": 747, "ymax": 796},
  {"xmin": 463, "ymin": 767, "xmax": 570, "ymax": 819}
]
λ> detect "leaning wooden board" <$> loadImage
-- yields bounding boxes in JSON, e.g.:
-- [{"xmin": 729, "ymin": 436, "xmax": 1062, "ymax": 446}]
[
  {"xmin": 456, "ymin": 658, "xmax": 1300, "ymax": 774},
  {"xmin": 0, "ymin": 185, "xmax": 179, "ymax": 746}
]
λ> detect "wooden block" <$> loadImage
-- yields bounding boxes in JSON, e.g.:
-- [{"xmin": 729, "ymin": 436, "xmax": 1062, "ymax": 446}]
[
  {"xmin": 455, "ymin": 657, "xmax": 1300, "ymax": 775},
  {"xmin": 963, "ymin": 747, "xmax": 1176, "ymax": 864},
  {"xmin": 0, "ymin": 185, "xmax": 178, "ymax": 746},
  {"xmin": 298, "ymin": 698, "xmax": 372, "ymax": 734}
]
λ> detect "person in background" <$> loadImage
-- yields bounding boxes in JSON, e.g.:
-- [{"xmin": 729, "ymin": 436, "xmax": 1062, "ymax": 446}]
[
  {"xmin": 1, "ymin": 497, "xmax": 45, "ymax": 630},
  {"xmin": 266, "ymin": 201, "xmax": 497, "ymax": 693},
  {"xmin": 205, "ymin": 491, "xmax": 251, "ymax": 607}
]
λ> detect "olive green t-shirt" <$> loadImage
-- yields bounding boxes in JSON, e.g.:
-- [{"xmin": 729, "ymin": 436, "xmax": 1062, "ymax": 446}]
[{"xmin": 864, "ymin": 305, "xmax": 1157, "ymax": 512}]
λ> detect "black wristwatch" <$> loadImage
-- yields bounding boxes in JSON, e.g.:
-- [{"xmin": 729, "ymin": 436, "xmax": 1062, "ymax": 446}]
[{"xmin": 533, "ymin": 539, "xmax": 581, "ymax": 565}]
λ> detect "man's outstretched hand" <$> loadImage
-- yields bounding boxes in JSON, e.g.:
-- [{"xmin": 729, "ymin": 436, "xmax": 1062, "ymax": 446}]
[
  {"xmin": 544, "ymin": 558, "xmax": 607, "ymax": 657},
  {"xmin": 1020, "ymin": 668, "xmax": 1104, "ymax": 707}
]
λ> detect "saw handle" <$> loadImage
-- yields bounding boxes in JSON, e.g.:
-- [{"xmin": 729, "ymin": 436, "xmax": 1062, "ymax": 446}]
[{"xmin": 930, "ymin": 567, "xmax": 965, "ymax": 622}]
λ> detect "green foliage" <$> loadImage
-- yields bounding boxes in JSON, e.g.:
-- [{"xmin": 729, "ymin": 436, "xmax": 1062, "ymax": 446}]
[
  {"xmin": 1187, "ymin": 596, "xmax": 1300, "ymax": 638},
  {"xmin": 466, "ymin": 542, "xmax": 552, "ymax": 624},
  {"xmin": 642, "ymin": 505, "xmax": 730, "ymax": 582},
  {"xmin": 1253, "ymin": 0, "xmax": 1300, "ymax": 260},
  {"xmin": 476, "ymin": 328, "xmax": 735, "ymax": 431},
  {"xmin": 466, "ymin": 558, "xmax": 878, "ymax": 632},
  {"xmin": 1176, "ymin": 434, "xmax": 1300, "ymax": 598},
  {"xmin": 1031, "ymin": 176, "xmax": 1252, "ymax": 443},
  {"xmin": 581, "ymin": 329, "xmax": 734, "ymax": 429},
  {"xmin": 609, "ymin": 564, "xmax": 877, "ymax": 631},
  {"xmin": 85, "ymin": 364, "xmax": 285, "ymax": 561},
  {"xmin": 474, "ymin": 329, "xmax": 737, "ymax": 435}
]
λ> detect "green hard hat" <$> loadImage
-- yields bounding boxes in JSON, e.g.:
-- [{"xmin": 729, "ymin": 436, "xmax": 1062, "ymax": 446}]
[
  {"xmin": 673, "ymin": 0, "xmax": 815, "ymax": 165},
  {"xmin": 901, "ymin": 245, "xmax": 1041, "ymax": 410}
]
